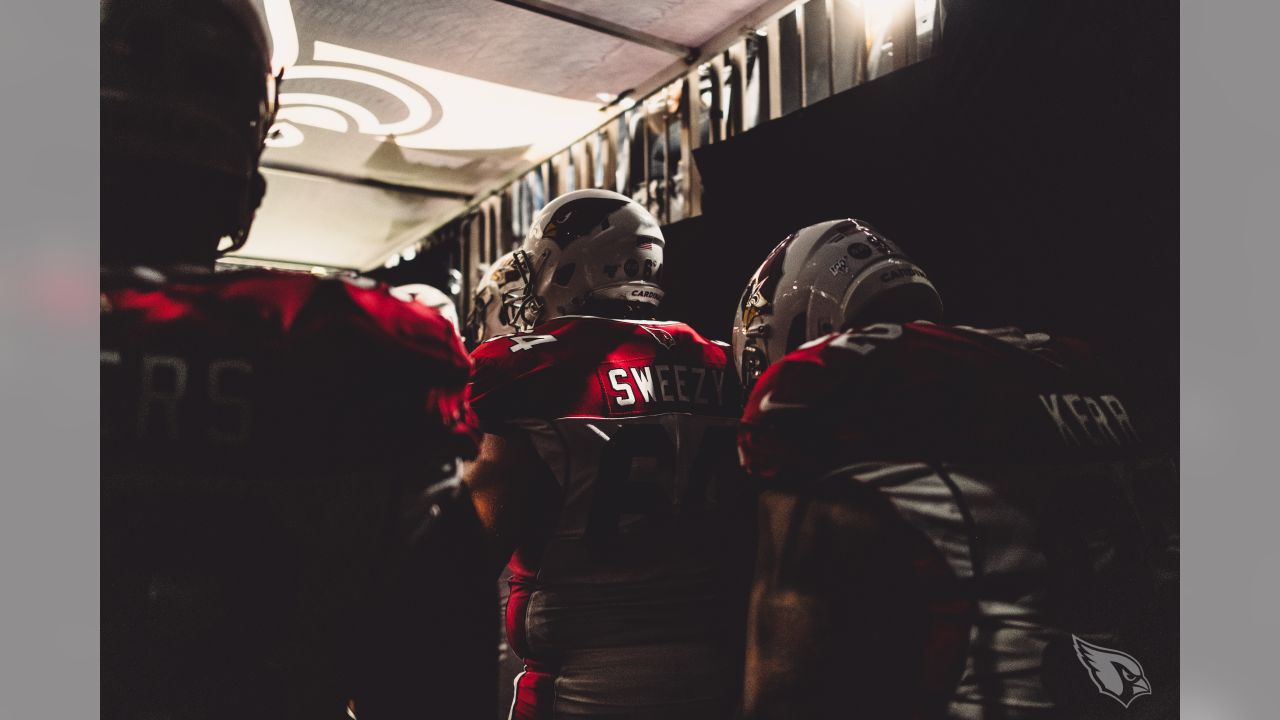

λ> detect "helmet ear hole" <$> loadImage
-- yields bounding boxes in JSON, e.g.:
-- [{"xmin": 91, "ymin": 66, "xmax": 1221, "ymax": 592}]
[
  {"xmin": 786, "ymin": 312, "xmax": 808, "ymax": 356},
  {"xmin": 552, "ymin": 262, "xmax": 576, "ymax": 286}
]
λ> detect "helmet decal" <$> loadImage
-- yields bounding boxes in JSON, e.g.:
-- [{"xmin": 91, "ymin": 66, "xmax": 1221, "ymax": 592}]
[
  {"xmin": 540, "ymin": 197, "xmax": 631, "ymax": 249},
  {"xmin": 740, "ymin": 232, "xmax": 796, "ymax": 329},
  {"xmin": 642, "ymin": 258, "xmax": 658, "ymax": 280}
]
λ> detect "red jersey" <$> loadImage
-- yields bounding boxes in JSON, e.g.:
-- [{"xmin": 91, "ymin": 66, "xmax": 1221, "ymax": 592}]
[
  {"xmin": 469, "ymin": 317, "xmax": 740, "ymax": 427},
  {"xmin": 101, "ymin": 267, "xmax": 492, "ymax": 720},
  {"xmin": 740, "ymin": 322, "xmax": 1178, "ymax": 719},
  {"xmin": 469, "ymin": 316, "xmax": 751, "ymax": 720},
  {"xmin": 740, "ymin": 322, "xmax": 1142, "ymax": 476}
]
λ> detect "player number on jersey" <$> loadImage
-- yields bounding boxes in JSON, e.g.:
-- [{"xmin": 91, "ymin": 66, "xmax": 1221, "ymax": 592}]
[
  {"xmin": 507, "ymin": 334, "xmax": 558, "ymax": 353},
  {"xmin": 823, "ymin": 322, "xmax": 903, "ymax": 355},
  {"xmin": 584, "ymin": 421, "xmax": 738, "ymax": 550}
]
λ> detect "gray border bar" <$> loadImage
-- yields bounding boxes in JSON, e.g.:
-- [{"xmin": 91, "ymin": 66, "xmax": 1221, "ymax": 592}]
[
  {"xmin": 0, "ymin": 1, "xmax": 100, "ymax": 717},
  {"xmin": 1181, "ymin": 0, "xmax": 1280, "ymax": 716}
]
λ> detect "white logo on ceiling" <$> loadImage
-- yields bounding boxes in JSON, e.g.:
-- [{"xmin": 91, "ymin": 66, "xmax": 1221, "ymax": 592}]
[
  {"xmin": 257, "ymin": 0, "xmax": 603, "ymax": 155},
  {"xmin": 263, "ymin": 0, "xmax": 442, "ymax": 149}
]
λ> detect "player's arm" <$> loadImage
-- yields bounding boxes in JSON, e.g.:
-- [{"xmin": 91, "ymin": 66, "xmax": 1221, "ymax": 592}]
[
  {"xmin": 465, "ymin": 335, "xmax": 564, "ymax": 573},
  {"xmin": 465, "ymin": 430, "xmax": 559, "ymax": 575}
]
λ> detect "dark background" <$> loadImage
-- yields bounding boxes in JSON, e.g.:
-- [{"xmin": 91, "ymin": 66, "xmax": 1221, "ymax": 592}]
[{"xmin": 664, "ymin": 0, "xmax": 1178, "ymax": 447}]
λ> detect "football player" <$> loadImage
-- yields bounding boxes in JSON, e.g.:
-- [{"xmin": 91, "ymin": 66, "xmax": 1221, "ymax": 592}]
[
  {"xmin": 467, "ymin": 250, "xmax": 527, "ymax": 344},
  {"xmin": 464, "ymin": 249, "xmax": 533, "ymax": 718},
  {"xmin": 465, "ymin": 189, "xmax": 755, "ymax": 719},
  {"xmin": 732, "ymin": 219, "xmax": 1178, "ymax": 719},
  {"xmin": 100, "ymin": 1, "xmax": 494, "ymax": 718}
]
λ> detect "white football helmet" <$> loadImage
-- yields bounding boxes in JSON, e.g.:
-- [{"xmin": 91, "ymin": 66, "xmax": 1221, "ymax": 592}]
[
  {"xmin": 467, "ymin": 250, "xmax": 526, "ymax": 342},
  {"xmin": 731, "ymin": 218, "xmax": 943, "ymax": 389},
  {"xmin": 391, "ymin": 283, "xmax": 460, "ymax": 335},
  {"xmin": 511, "ymin": 189, "xmax": 664, "ymax": 331}
]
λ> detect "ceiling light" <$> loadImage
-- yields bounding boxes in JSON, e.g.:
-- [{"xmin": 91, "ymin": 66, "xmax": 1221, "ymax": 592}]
[
  {"xmin": 401, "ymin": 246, "xmax": 417, "ymax": 262},
  {"xmin": 384, "ymin": 254, "xmax": 401, "ymax": 269},
  {"xmin": 618, "ymin": 96, "xmax": 637, "ymax": 111},
  {"xmin": 595, "ymin": 92, "xmax": 617, "ymax": 103}
]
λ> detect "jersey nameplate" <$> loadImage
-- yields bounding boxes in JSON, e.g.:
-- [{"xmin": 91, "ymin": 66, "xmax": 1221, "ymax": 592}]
[
  {"xmin": 1038, "ymin": 393, "xmax": 1140, "ymax": 449},
  {"xmin": 101, "ymin": 350, "xmax": 254, "ymax": 446},
  {"xmin": 599, "ymin": 362, "xmax": 730, "ymax": 415}
]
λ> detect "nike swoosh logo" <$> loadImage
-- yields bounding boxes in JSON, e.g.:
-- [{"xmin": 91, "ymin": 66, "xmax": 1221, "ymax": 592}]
[{"xmin": 758, "ymin": 391, "xmax": 807, "ymax": 413}]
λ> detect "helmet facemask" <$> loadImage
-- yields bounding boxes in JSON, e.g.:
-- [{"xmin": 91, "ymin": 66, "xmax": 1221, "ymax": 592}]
[{"xmin": 508, "ymin": 248, "xmax": 545, "ymax": 333}]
